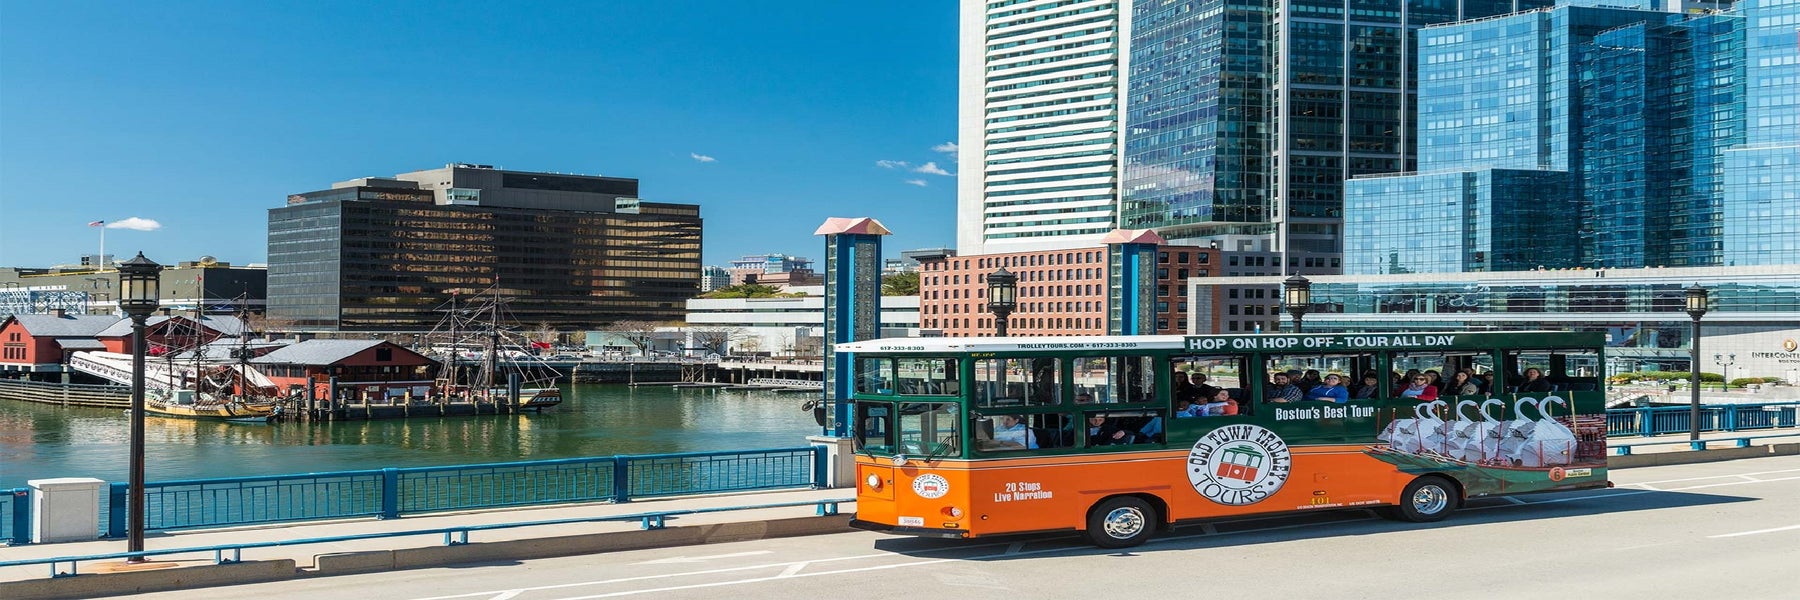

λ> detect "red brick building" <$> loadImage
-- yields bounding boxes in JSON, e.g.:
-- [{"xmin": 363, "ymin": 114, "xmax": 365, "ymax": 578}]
[
  {"xmin": 0, "ymin": 311, "xmax": 118, "ymax": 375},
  {"xmin": 249, "ymin": 339, "xmax": 436, "ymax": 402},
  {"xmin": 917, "ymin": 244, "xmax": 1216, "ymax": 337}
]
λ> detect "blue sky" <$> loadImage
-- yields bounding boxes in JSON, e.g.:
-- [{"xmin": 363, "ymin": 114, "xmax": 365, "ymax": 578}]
[{"xmin": 0, "ymin": 1, "xmax": 959, "ymax": 269}]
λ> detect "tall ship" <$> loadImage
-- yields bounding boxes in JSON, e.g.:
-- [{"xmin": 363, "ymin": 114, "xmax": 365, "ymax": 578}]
[{"xmin": 424, "ymin": 287, "xmax": 564, "ymax": 410}]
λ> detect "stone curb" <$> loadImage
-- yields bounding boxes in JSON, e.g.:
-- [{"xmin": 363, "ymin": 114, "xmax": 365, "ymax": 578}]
[{"xmin": 1609, "ymin": 442, "xmax": 1800, "ymax": 469}]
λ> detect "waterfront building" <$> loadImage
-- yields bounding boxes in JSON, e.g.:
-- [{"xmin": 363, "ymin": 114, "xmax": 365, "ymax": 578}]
[
  {"xmin": 1187, "ymin": 266, "xmax": 1800, "ymax": 381},
  {"xmin": 956, "ymin": 0, "xmax": 1128, "ymax": 255},
  {"xmin": 2, "ymin": 258, "xmax": 267, "ymax": 316},
  {"xmin": 915, "ymin": 244, "xmax": 1216, "ymax": 337},
  {"xmin": 267, "ymin": 164, "xmax": 702, "ymax": 332},
  {"xmin": 1344, "ymin": 1, "xmax": 1796, "ymax": 274},
  {"xmin": 0, "ymin": 311, "xmax": 117, "ymax": 377},
  {"xmin": 250, "ymin": 339, "xmax": 435, "ymax": 402},
  {"xmin": 682, "ymin": 286, "xmax": 920, "ymax": 358}
]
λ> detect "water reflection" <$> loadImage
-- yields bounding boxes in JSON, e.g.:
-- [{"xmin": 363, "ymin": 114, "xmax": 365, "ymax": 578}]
[{"xmin": 0, "ymin": 385, "xmax": 817, "ymax": 488}]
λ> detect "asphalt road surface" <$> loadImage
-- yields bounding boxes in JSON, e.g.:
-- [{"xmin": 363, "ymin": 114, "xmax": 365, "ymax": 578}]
[{"xmin": 137, "ymin": 455, "xmax": 1800, "ymax": 600}]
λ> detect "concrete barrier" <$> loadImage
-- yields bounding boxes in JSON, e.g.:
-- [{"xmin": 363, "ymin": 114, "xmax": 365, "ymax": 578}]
[
  {"xmin": 1610, "ymin": 442, "xmax": 1800, "ymax": 469},
  {"xmin": 0, "ymin": 559, "xmax": 297, "ymax": 600}
]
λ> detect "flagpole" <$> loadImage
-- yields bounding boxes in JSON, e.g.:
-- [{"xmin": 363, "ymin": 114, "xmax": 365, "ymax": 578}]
[{"xmin": 99, "ymin": 226, "xmax": 106, "ymax": 272}]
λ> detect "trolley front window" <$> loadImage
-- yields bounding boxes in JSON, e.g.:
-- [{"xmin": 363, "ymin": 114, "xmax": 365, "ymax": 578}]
[{"xmin": 855, "ymin": 401, "xmax": 960, "ymax": 458}]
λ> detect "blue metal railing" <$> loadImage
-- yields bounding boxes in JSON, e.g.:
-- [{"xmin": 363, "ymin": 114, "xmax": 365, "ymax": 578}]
[
  {"xmin": 87, "ymin": 446, "xmax": 822, "ymax": 535},
  {"xmin": 1605, "ymin": 402, "xmax": 1800, "ymax": 437}
]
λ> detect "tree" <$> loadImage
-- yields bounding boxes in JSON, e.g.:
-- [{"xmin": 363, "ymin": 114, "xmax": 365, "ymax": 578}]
[
  {"xmin": 700, "ymin": 284, "xmax": 800, "ymax": 299},
  {"xmin": 602, "ymin": 320, "xmax": 663, "ymax": 356},
  {"xmin": 882, "ymin": 272, "xmax": 921, "ymax": 295},
  {"xmin": 689, "ymin": 326, "xmax": 747, "ymax": 356},
  {"xmin": 737, "ymin": 336, "xmax": 764, "ymax": 356}
]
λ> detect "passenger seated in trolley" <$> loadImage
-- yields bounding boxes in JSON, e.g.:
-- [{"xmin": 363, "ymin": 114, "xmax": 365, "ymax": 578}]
[
  {"xmin": 1084, "ymin": 414, "xmax": 1134, "ymax": 447},
  {"xmin": 982, "ymin": 415, "xmax": 1038, "ymax": 450}
]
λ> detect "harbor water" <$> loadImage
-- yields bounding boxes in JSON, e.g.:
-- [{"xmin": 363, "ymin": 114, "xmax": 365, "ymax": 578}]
[{"xmin": 0, "ymin": 384, "xmax": 821, "ymax": 489}]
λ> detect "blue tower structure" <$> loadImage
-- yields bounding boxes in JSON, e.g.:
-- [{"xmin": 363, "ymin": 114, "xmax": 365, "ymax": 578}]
[
  {"xmin": 815, "ymin": 217, "xmax": 889, "ymax": 437},
  {"xmin": 1103, "ymin": 229, "xmax": 1166, "ymax": 336}
]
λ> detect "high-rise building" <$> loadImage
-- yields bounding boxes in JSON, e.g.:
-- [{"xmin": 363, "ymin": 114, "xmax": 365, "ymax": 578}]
[
  {"xmin": 1342, "ymin": 2, "xmax": 1788, "ymax": 274},
  {"xmin": 958, "ymin": 0, "xmax": 1559, "ymax": 270},
  {"xmin": 267, "ymin": 164, "xmax": 702, "ymax": 331},
  {"xmin": 1722, "ymin": 0, "xmax": 1800, "ymax": 266},
  {"xmin": 957, "ymin": 0, "xmax": 1128, "ymax": 255}
]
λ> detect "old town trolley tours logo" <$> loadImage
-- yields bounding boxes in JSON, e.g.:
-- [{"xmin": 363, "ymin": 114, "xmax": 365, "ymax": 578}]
[
  {"xmin": 911, "ymin": 473, "xmax": 950, "ymax": 499},
  {"xmin": 1187, "ymin": 424, "xmax": 1293, "ymax": 505}
]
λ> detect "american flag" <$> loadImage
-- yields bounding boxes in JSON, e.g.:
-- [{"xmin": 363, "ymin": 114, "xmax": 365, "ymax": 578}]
[{"xmin": 88, "ymin": 220, "xmax": 104, "ymax": 227}]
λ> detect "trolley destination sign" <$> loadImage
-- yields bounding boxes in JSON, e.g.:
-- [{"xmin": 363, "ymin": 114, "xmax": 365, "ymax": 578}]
[{"xmin": 838, "ymin": 331, "xmax": 1602, "ymax": 355}]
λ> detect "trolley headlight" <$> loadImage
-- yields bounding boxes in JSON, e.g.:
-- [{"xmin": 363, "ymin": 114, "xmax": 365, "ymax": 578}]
[{"xmin": 866, "ymin": 474, "xmax": 883, "ymax": 490}]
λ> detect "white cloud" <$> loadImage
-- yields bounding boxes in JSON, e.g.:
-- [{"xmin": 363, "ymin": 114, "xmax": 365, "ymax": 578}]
[
  {"xmin": 904, "ymin": 179, "xmax": 929, "ymax": 187},
  {"xmin": 106, "ymin": 217, "xmax": 161, "ymax": 231},
  {"xmin": 913, "ymin": 162, "xmax": 952, "ymax": 176},
  {"xmin": 932, "ymin": 141, "xmax": 958, "ymax": 156},
  {"xmin": 876, "ymin": 160, "xmax": 911, "ymax": 169},
  {"xmin": 690, "ymin": 153, "xmax": 716, "ymax": 163}
]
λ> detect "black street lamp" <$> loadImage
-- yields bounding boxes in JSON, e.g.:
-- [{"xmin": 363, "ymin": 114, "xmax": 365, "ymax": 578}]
[
  {"xmin": 986, "ymin": 267, "xmax": 1017, "ymax": 337},
  {"xmin": 1685, "ymin": 284, "xmax": 1708, "ymax": 442},
  {"xmin": 117, "ymin": 252, "xmax": 162, "ymax": 561},
  {"xmin": 1283, "ymin": 273, "xmax": 1312, "ymax": 333}
]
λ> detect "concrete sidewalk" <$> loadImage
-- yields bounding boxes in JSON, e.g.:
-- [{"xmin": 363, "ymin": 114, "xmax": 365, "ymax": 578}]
[
  {"xmin": 0, "ymin": 487, "xmax": 853, "ymax": 599},
  {"xmin": 3, "ymin": 429, "xmax": 1798, "ymax": 599}
]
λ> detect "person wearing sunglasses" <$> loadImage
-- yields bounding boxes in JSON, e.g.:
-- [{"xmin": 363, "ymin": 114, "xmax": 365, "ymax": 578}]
[{"xmin": 1399, "ymin": 374, "xmax": 1439, "ymax": 400}]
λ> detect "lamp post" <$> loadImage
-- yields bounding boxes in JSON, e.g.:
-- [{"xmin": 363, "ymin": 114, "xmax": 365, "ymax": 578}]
[
  {"xmin": 1715, "ymin": 353, "xmax": 1736, "ymax": 388},
  {"xmin": 1283, "ymin": 273, "xmax": 1312, "ymax": 333},
  {"xmin": 117, "ymin": 252, "xmax": 162, "ymax": 561},
  {"xmin": 986, "ymin": 267, "xmax": 1017, "ymax": 337},
  {"xmin": 1685, "ymin": 284, "xmax": 1708, "ymax": 442}
]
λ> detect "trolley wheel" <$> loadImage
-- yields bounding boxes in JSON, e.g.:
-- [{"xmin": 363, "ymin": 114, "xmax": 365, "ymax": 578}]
[
  {"xmin": 1085, "ymin": 496, "xmax": 1156, "ymax": 548},
  {"xmin": 1382, "ymin": 475, "xmax": 1457, "ymax": 523}
]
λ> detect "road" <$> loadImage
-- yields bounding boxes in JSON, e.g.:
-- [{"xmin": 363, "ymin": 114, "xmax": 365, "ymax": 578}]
[{"xmin": 138, "ymin": 455, "xmax": 1800, "ymax": 600}]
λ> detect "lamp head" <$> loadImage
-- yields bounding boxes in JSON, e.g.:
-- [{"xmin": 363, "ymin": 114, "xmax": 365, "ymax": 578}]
[{"xmin": 117, "ymin": 252, "xmax": 163, "ymax": 319}]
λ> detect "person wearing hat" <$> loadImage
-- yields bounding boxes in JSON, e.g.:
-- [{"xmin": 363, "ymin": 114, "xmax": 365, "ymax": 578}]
[
  {"xmin": 1308, "ymin": 373, "xmax": 1349, "ymax": 403},
  {"xmin": 1264, "ymin": 370, "xmax": 1303, "ymax": 403}
]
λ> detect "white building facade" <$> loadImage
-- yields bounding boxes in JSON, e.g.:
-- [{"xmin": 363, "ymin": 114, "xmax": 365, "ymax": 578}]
[
  {"xmin": 957, "ymin": 0, "xmax": 1129, "ymax": 255},
  {"xmin": 684, "ymin": 287, "xmax": 921, "ymax": 358}
]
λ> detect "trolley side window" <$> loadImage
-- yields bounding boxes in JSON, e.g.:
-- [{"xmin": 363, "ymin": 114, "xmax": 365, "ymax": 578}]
[
  {"xmin": 974, "ymin": 357, "xmax": 1060, "ymax": 407},
  {"xmin": 896, "ymin": 358, "xmax": 959, "ymax": 396},
  {"xmin": 1071, "ymin": 355, "xmax": 1155, "ymax": 404}
]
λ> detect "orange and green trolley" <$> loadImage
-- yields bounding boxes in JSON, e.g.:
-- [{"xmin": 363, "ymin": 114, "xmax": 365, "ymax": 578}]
[{"xmin": 842, "ymin": 331, "xmax": 1610, "ymax": 548}]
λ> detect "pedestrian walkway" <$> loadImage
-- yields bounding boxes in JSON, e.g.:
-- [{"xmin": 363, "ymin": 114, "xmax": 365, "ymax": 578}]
[{"xmin": 0, "ymin": 487, "xmax": 851, "ymax": 592}]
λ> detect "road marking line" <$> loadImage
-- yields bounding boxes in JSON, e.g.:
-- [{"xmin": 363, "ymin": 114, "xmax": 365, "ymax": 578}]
[
  {"xmin": 1709, "ymin": 524, "xmax": 1800, "ymax": 538},
  {"xmin": 631, "ymin": 550, "xmax": 773, "ymax": 565},
  {"xmin": 777, "ymin": 563, "xmax": 806, "ymax": 577},
  {"xmin": 1502, "ymin": 496, "xmax": 1528, "ymax": 505},
  {"xmin": 1623, "ymin": 467, "xmax": 1800, "ymax": 487},
  {"xmin": 1004, "ymin": 542, "xmax": 1024, "ymax": 555},
  {"xmin": 487, "ymin": 592, "xmax": 522, "ymax": 600}
]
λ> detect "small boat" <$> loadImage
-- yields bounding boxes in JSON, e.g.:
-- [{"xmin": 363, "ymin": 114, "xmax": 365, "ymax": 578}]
[
  {"xmin": 224, "ymin": 415, "xmax": 271, "ymax": 424},
  {"xmin": 146, "ymin": 389, "xmax": 278, "ymax": 421}
]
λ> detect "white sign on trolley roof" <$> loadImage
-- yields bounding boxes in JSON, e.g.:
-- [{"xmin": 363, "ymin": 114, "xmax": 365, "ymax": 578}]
[{"xmin": 835, "ymin": 335, "xmax": 1192, "ymax": 354}]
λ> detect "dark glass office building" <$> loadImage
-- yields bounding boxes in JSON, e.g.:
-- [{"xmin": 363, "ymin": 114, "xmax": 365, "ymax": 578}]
[{"xmin": 268, "ymin": 164, "xmax": 702, "ymax": 332}]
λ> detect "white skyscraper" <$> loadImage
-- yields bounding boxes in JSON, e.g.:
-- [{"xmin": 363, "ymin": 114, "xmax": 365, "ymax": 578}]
[{"xmin": 957, "ymin": 0, "xmax": 1128, "ymax": 255}]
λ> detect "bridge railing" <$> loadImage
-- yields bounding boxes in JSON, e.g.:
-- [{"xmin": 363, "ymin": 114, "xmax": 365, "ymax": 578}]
[
  {"xmin": 14, "ymin": 446, "xmax": 827, "ymax": 543},
  {"xmin": 1605, "ymin": 401, "xmax": 1800, "ymax": 437}
]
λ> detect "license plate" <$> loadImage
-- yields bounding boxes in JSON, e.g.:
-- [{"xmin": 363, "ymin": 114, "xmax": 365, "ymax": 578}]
[{"xmin": 898, "ymin": 516, "xmax": 925, "ymax": 527}]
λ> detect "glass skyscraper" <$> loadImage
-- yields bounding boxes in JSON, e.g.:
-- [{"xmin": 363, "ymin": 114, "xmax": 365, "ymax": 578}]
[
  {"xmin": 1721, "ymin": 0, "xmax": 1800, "ymax": 266},
  {"xmin": 1342, "ymin": 2, "xmax": 1785, "ymax": 274},
  {"xmin": 1122, "ymin": 0, "xmax": 1553, "ymax": 259}
]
